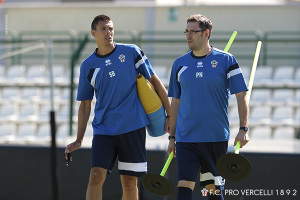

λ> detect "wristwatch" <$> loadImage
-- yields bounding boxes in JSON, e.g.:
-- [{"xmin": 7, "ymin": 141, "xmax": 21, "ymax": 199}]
[
  {"xmin": 168, "ymin": 136, "xmax": 176, "ymax": 140},
  {"xmin": 240, "ymin": 127, "xmax": 248, "ymax": 132}
]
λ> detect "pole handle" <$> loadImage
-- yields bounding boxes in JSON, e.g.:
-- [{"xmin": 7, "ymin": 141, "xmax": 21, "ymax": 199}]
[
  {"xmin": 160, "ymin": 151, "xmax": 174, "ymax": 177},
  {"xmin": 235, "ymin": 141, "xmax": 241, "ymax": 154}
]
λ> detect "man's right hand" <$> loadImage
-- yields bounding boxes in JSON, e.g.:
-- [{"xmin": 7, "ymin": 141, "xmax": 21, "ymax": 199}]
[
  {"xmin": 167, "ymin": 139, "xmax": 176, "ymax": 158},
  {"xmin": 64, "ymin": 139, "xmax": 82, "ymax": 160}
]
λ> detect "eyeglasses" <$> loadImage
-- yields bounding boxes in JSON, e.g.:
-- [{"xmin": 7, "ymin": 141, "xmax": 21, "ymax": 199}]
[{"xmin": 184, "ymin": 29, "xmax": 206, "ymax": 35}]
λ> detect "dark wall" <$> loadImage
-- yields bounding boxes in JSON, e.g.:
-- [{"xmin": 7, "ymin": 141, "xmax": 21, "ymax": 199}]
[{"xmin": 0, "ymin": 146, "xmax": 299, "ymax": 200}]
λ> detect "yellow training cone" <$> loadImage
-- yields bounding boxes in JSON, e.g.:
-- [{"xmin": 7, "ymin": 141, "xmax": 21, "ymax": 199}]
[
  {"xmin": 136, "ymin": 74, "xmax": 162, "ymax": 114},
  {"xmin": 136, "ymin": 74, "xmax": 166, "ymax": 137}
]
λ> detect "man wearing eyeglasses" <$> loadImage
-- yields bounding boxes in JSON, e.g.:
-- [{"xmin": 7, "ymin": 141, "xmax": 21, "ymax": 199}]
[
  {"xmin": 167, "ymin": 14, "xmax": 249, "ymax": 200},
  {"xmin": 65, "ymin": 14, "xmax": 171, "ymax": 200}
]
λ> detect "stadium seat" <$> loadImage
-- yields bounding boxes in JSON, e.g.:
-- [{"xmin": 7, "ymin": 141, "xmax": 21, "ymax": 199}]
[
  {"xmin": 25, "ymin": 65, "xmax": 46, "ymax": 83},
  {"xmin": 0, "ymin": 123, "xmax": 16, "ymax": 138},
  {"xmin": 36, "ymin": 123, "xmax": 51, "ymax": 142},
  {"xmin": 0, "ymin": 65, "xmax": 6, "ymax": 83},
  {"xmin": 61, "ymin": 88, "xmax": 78, "ymax": 104},
  {"xmin": 253, "ymin": 66, "xmax": 273, "ymax": 86},
  {"xmin": 250, "ymin": 126, "xmax": 272, "ymax": 140},
  {"xmin": 271, "ymin": 89, "xmax": 294, "ymax": 106},
  {"xmin": 271, "ymin": 106, "xmax": 294, "ymax": 126},
  {"xmin": 38, "ymin": 104, "xmax": 51, "ymax": 122},
  {"xmin": 57, "ymin": 105, "xmax": 70, "ymax": 122},
  {"xmin": 293, "ymin": 90, "xmax": 300, "ymax": 107},
  {"xmin": 21, "ymin": 87, "xmax": 41, "ymax": 102},
  {"xmin": 6, "ymin": 65, "xmax": 26, "ymax": 83},
  {"xmin": 56, "ymin": 124, "xmax": 69, "ymax": 140},
  {"xmin": 46, "ymin": 64, "xmax": 68, "ymax": 83},
  {"xmin": 271, "ymin": 66, "xmax": 294, "ymax": 86},
  {"xmin": 15, "ymin": 123, "xmax": 37, "ymax": 142},
  {"xmin": 0, "ymin": 104, "xmax": 18, "ymax": 121},
  {"xmin": 18, "ymin": 104, "xmax": 38, "ymax": 122},
  {"xmin": 0, "ymin": 123, "xmax": 16, "ymax": 142},
  {"xmin": 250, "ymin": 89, "xmax": 272, "ymax": 106},
  {"xmin": 41, "ymin": 88, "xmax": 61, "ymax": 101},
  {"xmin": 292, "ymin": 67, "xmax": 300, "ymax": 86},
  {"xmin": 61, "ymin": 88, "xmax": 70, "ymax": 100},
  {"xmin": 294, "ymin": 108, "xmax": 300, "ymax": 124},
  {"xmin": 273, "ymin": 126, "xmax": 295, "ymax": 140},
  {"xmin": 249, "ymin": 105, "xmax": 272, "ymax": 125},
  {"xmin": 1, "ymin": 87, "xmax": 21, "ymax": 103}
]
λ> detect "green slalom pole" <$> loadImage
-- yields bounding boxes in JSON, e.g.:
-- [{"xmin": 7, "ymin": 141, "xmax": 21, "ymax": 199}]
[
  {"xmin": 235, "ymin": 141, "xmax": 241, "ymax": 154},
  {"xmin": 160, "ymin": 151, "xmax": 174, "ymax": 176},
  {"xmin": 224, "ymin": 31, "xmax": 237, "ymax": 52}
]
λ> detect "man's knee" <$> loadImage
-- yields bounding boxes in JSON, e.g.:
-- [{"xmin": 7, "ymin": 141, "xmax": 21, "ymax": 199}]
[
  {"xmin": 89, "ymin": 167, "xmax": 107, "ymax": 186},
  {"xmin": 121, "ymin": 175, "xmax": 137, "ymax": 191},
  {"xmin": 177, "ymin": 180, "xmax": 195, "ymax": 190}
]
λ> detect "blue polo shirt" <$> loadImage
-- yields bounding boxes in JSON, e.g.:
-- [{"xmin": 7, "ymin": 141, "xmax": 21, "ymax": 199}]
[
  {"xmin": 168, "ymin": 47, "xmax": 248, "ymax": 142},
  {"xmin": 77, "ymin": 43, "xmax": 154, "ymax": 135}
]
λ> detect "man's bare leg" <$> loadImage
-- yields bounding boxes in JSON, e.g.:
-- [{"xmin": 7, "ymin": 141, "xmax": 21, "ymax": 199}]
[
  {"xmin": 86, "ymin": 167, "xmax": 107, "ymax": 200},
  {"xmin": 120, "ymin": 175, "xmax": 138, "ymax": 200}
]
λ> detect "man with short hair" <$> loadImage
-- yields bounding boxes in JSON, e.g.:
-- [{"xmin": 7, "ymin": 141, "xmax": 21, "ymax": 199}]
[
  {"xmin": 65, "ymin": 14, "xmax": 171, "ymax": 200},
  {"xmin": 167, "ymin": 14, "xmax": 249, "ymax": 200}
]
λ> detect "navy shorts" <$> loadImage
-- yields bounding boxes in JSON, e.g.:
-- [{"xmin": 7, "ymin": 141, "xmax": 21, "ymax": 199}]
[
  {"xmin": 91, "ymin": 127, "xmax": 147, "ymax": 177},
  {"xmin": 176, "ymin": 142, "xmax": 228, "ymax": 187}
]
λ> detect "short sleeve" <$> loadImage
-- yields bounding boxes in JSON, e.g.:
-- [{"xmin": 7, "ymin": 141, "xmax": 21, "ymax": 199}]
[
  {"xmin": 226, "ymin": 55, "xmax": 248, "ymax": 94},
  {"xmin": 76, "ymin": 63, "xmax": 94, "ymax": 101},
  {"xmin": 168, "ymin": 61, "xmax": 181, "ymax": 98},
  {"xmin": 133, "ymin": 46, "xmax": 154, "ymax": 80}
]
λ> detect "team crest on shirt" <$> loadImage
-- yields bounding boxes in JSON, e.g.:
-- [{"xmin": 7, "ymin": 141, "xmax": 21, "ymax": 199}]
[
  {"xmin": 119, "ymin": 54, "xmax": 125, "ymax": 63},
  {"xmin": 211, "ymin": 60, "xmax": 218, "ymax": 68}
]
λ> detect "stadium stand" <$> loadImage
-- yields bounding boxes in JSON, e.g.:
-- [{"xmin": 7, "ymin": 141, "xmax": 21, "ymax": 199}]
[
  {"xmin": 295, "ymin": 67, "xmax": 300, "ymax": 84},
  {"xmin": 6, "ymin": 64, "xmax": 26, "ymax": 83},
  {"xmin": 271, "ymin": 106, "xmax": 294, "ymax": 126},
  {"xmin": 35, "ymin": 123, "xmax": 51, "ymax": 143},
  {"xmin": 248, "ymin": 105, "xmax": 272, "ymax": 126},
  {"xmin": 272, "ymin": 66, "xmax": 294, "ymax": 86},
  {"xmin": 0, "ymin": 104, "xmax": 17, "ymax": 122},
  {"xmin": 0, "ymin": 30, "xmax": 299, "ymax": 153},
  {"xmin": 273, "ymin": 126, "xmax": 296, "ymax": 141},
  {"xmin": 249, "ymin": 126, "xmax": 272, "ymax": 140},
  {"xmin": 271, "ymin": 89, "xmax": 294, "ymax": 106},
  {"xmin": 250, "ymin": 89, "xmax": 272, "ymax": 106},
  {"xmin": 0, "ymin": 65, "xmax": 5, "ymax": 83},
  {"xmin": 25, "ymin": 64, "xmax": 46, "ymax": 84},
  {"xmin": 15, "ymin": 123, "xmax": 37, "ymax": 143},
  {"xmin": 253, "ymin": 65, "xmax": 273, "ymax": 87}
]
